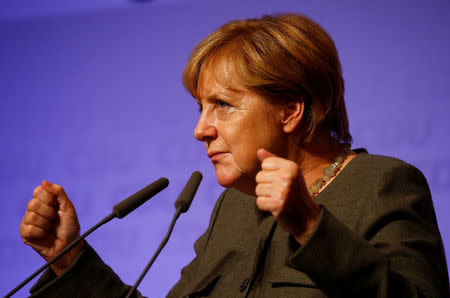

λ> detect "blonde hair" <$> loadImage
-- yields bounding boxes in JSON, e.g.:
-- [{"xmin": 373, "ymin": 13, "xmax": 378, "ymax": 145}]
[{"xmin": 183, "ymin": 13, "xmax": 352, "ymax": 145}]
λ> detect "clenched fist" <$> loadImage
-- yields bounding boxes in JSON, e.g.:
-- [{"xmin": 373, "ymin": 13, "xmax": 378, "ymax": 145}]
[
  {"xmin": 20, "ymin": 180, "xmax": 83, "ymax": 275},
  {"xmin": 255, "ymin": 149, "xmax": 320, "ymax": 245}
]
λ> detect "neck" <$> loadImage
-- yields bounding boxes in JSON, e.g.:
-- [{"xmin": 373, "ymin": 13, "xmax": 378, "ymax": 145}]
[{"xmin": 289, "ymin": 134, "xmax": 345, "ymax": 189}]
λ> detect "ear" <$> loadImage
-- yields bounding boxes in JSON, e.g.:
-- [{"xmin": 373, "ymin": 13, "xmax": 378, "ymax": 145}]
[{"xmin": 281, "ymin": 101, "xmax": 304, "ymax": 134}]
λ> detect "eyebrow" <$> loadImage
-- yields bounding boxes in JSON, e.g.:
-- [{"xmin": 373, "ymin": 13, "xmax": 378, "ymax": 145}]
[
  {"xmin": 197, "ymin": 92, "xmax": 228, "ymax": 103},
  {"xmin": 201, "ymin": 86, "xmax": 244, "ymax": 101}
]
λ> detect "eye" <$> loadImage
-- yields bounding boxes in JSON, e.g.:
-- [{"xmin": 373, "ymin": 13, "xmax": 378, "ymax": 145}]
[
  {"xmin": 216, "ymin": 100, "xmax": 230, "ymax": 110},
  {"xmin": 196, "ymin": 102, "xmax": 203, "ymax": 113}
]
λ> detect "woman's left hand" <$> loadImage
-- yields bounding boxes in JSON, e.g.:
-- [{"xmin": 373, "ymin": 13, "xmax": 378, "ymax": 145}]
[{"xmin": 255, "ymin": 148, "xmax": 321, "ymax": 245}]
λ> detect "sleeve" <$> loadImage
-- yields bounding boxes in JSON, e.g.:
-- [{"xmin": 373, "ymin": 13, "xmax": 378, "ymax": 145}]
[
  {"xmin": 166, "ymin": 189, "xmax": 227, "ymax": 298},
  {"xmin": 29, "ymin": 242, "xmax": 145, "ymax": 298},
  {"xmin": 286, "ymin": 161, "xmax": 449, "ymax": 297}
]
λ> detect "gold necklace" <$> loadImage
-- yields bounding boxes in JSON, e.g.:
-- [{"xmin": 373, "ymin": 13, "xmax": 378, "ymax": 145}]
[{"xmin": 308, "ymin": 144, "xmax": 351, "ymax": 198}]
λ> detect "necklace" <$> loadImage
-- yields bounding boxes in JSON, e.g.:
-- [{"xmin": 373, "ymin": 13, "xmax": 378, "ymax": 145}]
[{"xmin": 307, "ymin": 144, "xmax": 351, "ymax": 198}]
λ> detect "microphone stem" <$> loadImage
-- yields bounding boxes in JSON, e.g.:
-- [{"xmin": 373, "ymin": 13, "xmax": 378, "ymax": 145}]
[
  {"xmin": 6, "ymin": 213, "xmax": 116, "ymax": 297},
  {"xmin": 125, "ymin": 209, "xmax": 182, "ymax": 298}
]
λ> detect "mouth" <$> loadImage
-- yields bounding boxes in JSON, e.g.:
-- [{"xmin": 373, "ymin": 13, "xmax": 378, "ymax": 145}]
[{"xmin": 208, "ymin": 151, "xmax": 227, "ymax": 163}]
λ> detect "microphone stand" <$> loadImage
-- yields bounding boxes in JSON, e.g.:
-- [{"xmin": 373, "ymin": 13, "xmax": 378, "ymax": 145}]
[
  {"xmin": 125, "ymin": 171, "xmax": 202, "ymax": 298},
  {"xmin": 125, "ymin": 209, "xmax": 182, "ymax": 298}
]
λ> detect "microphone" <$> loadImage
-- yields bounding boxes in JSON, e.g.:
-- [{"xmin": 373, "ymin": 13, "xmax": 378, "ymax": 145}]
[
  {"xmin": 125, "ymin": 171, "xmax": 202, "ymax": 298},
  {"xmin": 113, "ymin": 177, "xmax": 169, "ymax": 218},
  {"xmin": 6, "ymin": 177, "xmax": 169, "ymax": 298},
  {"xmin": 174, "ymin": 171, "xmax": 203, "ymax": 213}
]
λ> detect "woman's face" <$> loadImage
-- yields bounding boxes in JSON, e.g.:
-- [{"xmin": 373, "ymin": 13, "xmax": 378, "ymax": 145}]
[{"xmin": 194, "ymin": 64, "xmax": 286, "ymax": 195}]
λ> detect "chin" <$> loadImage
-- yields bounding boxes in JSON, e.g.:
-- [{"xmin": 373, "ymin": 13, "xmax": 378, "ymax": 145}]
[
  {"xmin": 215, "ymin": 168, "xmax": 255, "ymax": 196},
  {"xmin": 215, "ymin": 169, "xmax": 239, "ymax": 189}
]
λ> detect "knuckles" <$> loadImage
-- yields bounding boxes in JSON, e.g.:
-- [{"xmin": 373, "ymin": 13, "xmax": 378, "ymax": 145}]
[
  {"xmin": 255, "ymin": 171, "xmax": 264, "ymax": 183},
  {"xmin": 255, "ymin": 196, "xmax": 264, "ymax": 209},
  {"xmin": 256, "ymin": 155, "xmax": 315, "ymax": 236},
  {"xmin": 261, "ymin": 157, "xmax": 280, "ymax": 169},
  {"xmin": 32, "ymin": 185, "xmax": 42, "ymax": 197},
  {"xmin": 255, "ymin": 164, "xmax": 298, "ymax": 200},
  {"xmin": 20, "ymin": 224, "xmax": 47, "ymax": 242},
  {"xmin": 26, "ymin": 198, "xmax": 56, "ymax": 219},
  {"xmin": 19, "ymin": 224, "xmax": 35, "ymax": 239},
  {"xmin": 255, "ymin": 184, "xmax": 263, "ymax": 196},
  {"xmin": 22, "ymin": 211, "xmax": 53, "ymax": 233},
  {"xmin": 27, "ymin": 198, "xmax": 40, "ymax": 211},
  {"xmin": 52, "ymin": 184, "xmax": 63, "ymax": 194},
  {"xmin": 256, "ymin": 155, "xmax": 304, "ymax": 217},
  {"xmin": 26, "ymin": 210, "xmax": 39, "ymax": 223}
]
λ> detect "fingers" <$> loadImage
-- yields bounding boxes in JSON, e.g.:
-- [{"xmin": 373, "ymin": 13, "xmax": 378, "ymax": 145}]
[
  {"xmin": 26, "ymin": 197, "xmax": 56, "ymax": 221},
  {"xmin": 24, "ymin": 182, "xmax": 61, "ymax": 236},
  {"xmin": 255, "ymin": 148, "xmax": 300, "ymax": 214},
  {"xmin": 20, "ymin": 182, "xmax": 59, "ymax": 249},
  {"xmin": 255, "ymin": 170, "xmax": 276, "ymax": 183},
  {"xmin": 255, "ymin": 149, "xmax": 320, "ymax": 245},
  {"xmin": 20, "ymin": 208, "xmax": 54, "ymax": 242},
  {"xmin": 255, "ymin": 182, "xmax": 277, "ymax": 197},
  {"xmin": 22, "ymin": 210, "xmax": 53, "ymax": 232},
  {"xmin": 257, "ymin": 149, "xmax": 299, "ymax": 172},
  {"xmin": 20, "ymin": 223, "xmax": 49, "ymax": 242},
  {"xmin": 33, "ymin": 185, "xmax": 57, "ymax": 207},
  {"xmin": 255, "ymin": 196, "xmax": 281, "ymax": 215},
  {"xmin": 255, "ymin": 182, "xmax": 290, "ymax": 205},
  {"xmin": 42, "ymin": 180, "xmax": 74, "ymax": 212}
]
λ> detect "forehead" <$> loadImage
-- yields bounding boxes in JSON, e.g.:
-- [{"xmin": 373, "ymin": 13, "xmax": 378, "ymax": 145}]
[{"xmin": 196, "ymin": 55, "xmax": 246, "ymax": 100}]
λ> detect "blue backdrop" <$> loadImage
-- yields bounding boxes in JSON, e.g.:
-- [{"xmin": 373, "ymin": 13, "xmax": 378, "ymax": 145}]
[{"xmin": 1, "ymin": 0, "xmax": 449, "ymax": 296}]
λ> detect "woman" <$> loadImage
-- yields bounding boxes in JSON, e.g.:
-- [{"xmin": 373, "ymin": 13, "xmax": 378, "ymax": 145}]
[{"xmin": 21, "ymin": 14, "xmax": 449, "ymax": 297}]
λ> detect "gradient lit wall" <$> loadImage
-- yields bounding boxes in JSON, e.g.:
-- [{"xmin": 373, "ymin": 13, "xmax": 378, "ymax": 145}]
[{"xmin": 1, "ymin": 0, "xmax": 449, "ymax": 296}]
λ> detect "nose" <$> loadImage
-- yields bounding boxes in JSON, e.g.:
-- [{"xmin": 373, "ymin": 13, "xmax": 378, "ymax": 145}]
[{"xmin": 194, "ymin": 111, "xmax": 218, "ymax": 142}]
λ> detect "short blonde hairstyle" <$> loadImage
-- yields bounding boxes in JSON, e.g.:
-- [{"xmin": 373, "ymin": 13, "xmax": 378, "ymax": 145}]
[{"xmin": 183, "ymin": 13, "xmax": 352, "ymax": 145}]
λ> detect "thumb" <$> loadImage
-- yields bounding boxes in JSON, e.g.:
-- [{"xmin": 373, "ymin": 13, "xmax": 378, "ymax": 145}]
[
  {"xmin": 42, "ymin": 180, "xmax": 72, "ymax": 208},
  {"xmin": 257, "ymin": 148, "xmax": 277, "ymax": 162},
  {"xmin": 41, "ymin": 180, "xmax": 63, "ymax": 196}
]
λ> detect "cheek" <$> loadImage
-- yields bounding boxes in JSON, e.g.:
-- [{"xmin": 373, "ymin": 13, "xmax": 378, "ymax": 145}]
[
  {"xmin": 230, "ymin": 136, "xmax": 261, "ymax": 172},
  {"xmin": 240, "ymin": 119, "xmax": 280, "ymax": 153},
  {"xmin": 219, "ymin": 107, "xmax": 281, "ymax": 172}
]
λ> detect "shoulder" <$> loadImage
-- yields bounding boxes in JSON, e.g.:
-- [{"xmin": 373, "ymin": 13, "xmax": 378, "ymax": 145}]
[
  {"xmin": 351, "ymin": 150, "xmax": 422, "ymax": 174},
  {"xmin": 342, "ymin": 151, "xmax": 429, "ymax": 192},
  {"xmin": 320, "ymin": 150, "xmax": 437, "ymax": 230}
]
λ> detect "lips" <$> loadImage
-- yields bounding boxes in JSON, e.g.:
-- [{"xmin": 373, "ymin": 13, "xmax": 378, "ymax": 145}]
[{"xmin": 208, "ymin": 151, "xmax": 227, "ymax": 162}]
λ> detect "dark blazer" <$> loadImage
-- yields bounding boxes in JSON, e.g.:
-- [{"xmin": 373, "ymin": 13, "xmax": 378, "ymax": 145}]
[{"xmin": 30, "ymin": 153, "xmax": 449, "ymax": 297}]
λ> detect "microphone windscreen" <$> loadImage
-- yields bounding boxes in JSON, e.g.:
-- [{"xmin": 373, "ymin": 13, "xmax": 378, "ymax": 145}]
[
  {"xmin": 113, "ymin": 177, "xmax": 169, "ymax": 219},
  {"xmin": 174, "ymin": 171, "xmax": 202, "ymax": 213}
]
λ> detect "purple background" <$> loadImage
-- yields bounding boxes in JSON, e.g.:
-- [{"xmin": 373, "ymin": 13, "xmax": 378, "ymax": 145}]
[{"xmin": 1, "ymin": 0, "xmax": 449, "ymax": 296}]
